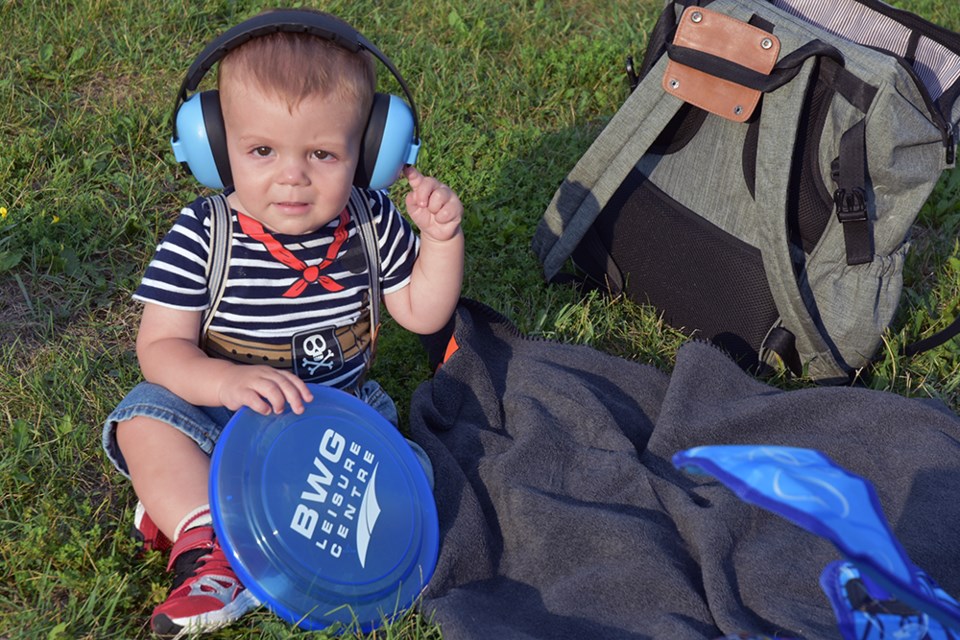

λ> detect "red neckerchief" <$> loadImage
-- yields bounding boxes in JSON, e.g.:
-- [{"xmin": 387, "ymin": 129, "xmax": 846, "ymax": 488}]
[{"xmin": 237, "ymin": 209, "xmax": 350, "ymax": 298}]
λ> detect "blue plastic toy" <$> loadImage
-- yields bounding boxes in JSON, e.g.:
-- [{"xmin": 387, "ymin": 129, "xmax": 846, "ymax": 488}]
[{"xmin": 674, "ymin": 445, "xmax": 960, "ymax": 640}]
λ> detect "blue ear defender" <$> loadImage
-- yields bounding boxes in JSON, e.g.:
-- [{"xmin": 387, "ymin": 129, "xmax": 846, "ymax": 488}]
[
  {"xmin": 170, "ymin": 10, "xmax": 420, "ymax": 191},
  {"xmin": 358, "ymin": 94, "xmax": 422, "ymax": 191},
  {"xmin": 171, "ymin": 91, "xmax": 231, "ymax": 190}
]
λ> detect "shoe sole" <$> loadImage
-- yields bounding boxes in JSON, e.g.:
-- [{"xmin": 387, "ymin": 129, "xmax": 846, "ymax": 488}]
[{"xmin": 152, "ymin": 590, "xmax": 260, "ymax": 639}]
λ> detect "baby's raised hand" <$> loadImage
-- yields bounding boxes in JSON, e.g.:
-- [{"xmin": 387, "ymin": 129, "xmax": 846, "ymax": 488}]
[{"xmin": 403, "ymin": 166, "xmax": 463, "ymax": 243}]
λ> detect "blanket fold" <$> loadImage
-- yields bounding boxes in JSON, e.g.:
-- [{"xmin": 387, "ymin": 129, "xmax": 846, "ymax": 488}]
[{"xmin": 410, "ymin": 298, "xmax": 960, "ymax": 640}]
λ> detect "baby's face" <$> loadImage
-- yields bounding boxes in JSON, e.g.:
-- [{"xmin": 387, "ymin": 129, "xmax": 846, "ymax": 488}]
[{"xmin": 221, "ymin": 80, "xmax": 366, "ymax": 236}]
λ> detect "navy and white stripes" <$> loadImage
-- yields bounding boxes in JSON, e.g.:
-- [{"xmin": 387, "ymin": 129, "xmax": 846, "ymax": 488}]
[
  {"xmin": 134, "ymin": 189, "xmax": 418, "ymax": 347},
  {"xmin": 772, "ymin": 0, "xmax": 960, "ymax": 101}
]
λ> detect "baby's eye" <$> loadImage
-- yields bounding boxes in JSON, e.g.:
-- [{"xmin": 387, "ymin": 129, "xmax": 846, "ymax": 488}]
[
  {"xmin": 313, "ymin": 150, "xmax": 332, "ymax": 161},
  {"xmin": 252, "ymin": 146, "xmax": 272, "ymax": 157}
]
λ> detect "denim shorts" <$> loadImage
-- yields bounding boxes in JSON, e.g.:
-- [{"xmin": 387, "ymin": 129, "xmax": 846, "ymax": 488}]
[{"xmin": 103, "ymin": 379, "xmax": 403, "ymax": 479}]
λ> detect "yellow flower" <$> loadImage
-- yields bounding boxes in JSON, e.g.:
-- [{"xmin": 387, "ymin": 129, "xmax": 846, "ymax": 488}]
[
  {"xmin": 0, "ymin": 207, "xmax": 7, "ymax": 220},
  {"xmin": 52, "ymin": 214, "xmax": 60, "ymax": 224}
]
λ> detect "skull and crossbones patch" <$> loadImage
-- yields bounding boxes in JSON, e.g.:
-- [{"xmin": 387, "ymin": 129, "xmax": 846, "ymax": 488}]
[{"xmin": 292, "ymin": 328, "xmax": 346, "ymax": 382}]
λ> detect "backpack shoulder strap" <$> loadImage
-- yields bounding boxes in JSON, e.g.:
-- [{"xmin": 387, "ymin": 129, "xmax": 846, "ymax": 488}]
[
  {"xmin": 903, "ymin": 316, "xmax": 960, "ymax": 357},
  {"xmin": 347, "ymin": 188, "xmax": 382, "ymax": 345},
  {"xmin": 200, "ymin": 193, "xmax": 232, "ymax": 348},
  {"xmin": 531, "ymin": 47, "xmax": 690, "ymax": 282}
]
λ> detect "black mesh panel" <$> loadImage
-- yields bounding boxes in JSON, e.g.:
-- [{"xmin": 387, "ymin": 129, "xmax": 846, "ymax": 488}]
[
  {"xmin": 789, "ymin": 62, "xmax": 836, "ymax": 254},
  {"xmin": 580, "ymin": 169, "xmax": 779, "ymax": 370}
]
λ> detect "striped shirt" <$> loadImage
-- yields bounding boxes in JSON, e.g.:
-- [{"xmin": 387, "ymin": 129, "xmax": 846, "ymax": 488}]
[{"xmin": 133, "ymin": 188, "xmax": 419, "ymax": 389}]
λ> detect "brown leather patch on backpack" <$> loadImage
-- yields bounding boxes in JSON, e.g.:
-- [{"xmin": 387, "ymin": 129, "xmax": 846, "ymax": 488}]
[{"xmin": 663, "ymin": 6, "xmax": 780, "ymax": 122}]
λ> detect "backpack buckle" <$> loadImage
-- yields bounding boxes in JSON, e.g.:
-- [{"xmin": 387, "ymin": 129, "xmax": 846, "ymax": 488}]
[{"xmin": 834, "ymin": 188, "xmax": 867, "ymax": 223}]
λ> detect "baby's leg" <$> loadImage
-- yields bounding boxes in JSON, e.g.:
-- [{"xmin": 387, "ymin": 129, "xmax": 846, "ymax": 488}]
[
  {"xmin": 102, "ymin": 381, "xmax": 256, "ymax": 636},
  {"xmin": 116, "ymin": 416, "xmax": 211, "ymax": 541}
]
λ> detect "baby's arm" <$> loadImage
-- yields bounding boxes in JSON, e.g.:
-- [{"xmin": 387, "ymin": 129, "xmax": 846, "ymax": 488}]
[
  {"xmin": 384, "ymin": 166, "xmax": 464, "ymax": 334},
  {"xmin": 136, "ymin": 302, "xmax": 313, "ymax": 415}
]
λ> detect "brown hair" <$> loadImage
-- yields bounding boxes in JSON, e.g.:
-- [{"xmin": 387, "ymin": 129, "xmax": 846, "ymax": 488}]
[{"xmin": 217, "ymin": 11, "xmax": 376, "ymax": 114}]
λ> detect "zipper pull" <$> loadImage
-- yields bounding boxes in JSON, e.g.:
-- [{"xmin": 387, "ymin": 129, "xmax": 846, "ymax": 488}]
[
  {"xmin": 626, "ymin": 56, "xmax": 640, "ymax": 93},
  {"xmin": 947, "ymin": 125, "xmax": 956, "ymax": 166}
]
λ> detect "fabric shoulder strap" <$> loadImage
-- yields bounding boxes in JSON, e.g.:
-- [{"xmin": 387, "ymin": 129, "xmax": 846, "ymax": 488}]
[
  {"xmin": 903, "ymin": 316, "xmax": 960, "ymax": 357},
  {"xmin": 200, "ymin": 193, "xmax": 232, "ymax": 347},
  {"xmin": 347, "ymin": 188, "xmax": 382, "ymax": 344},
  {"xmin": 532, "ymin": 53, "xmax": 686, "ymax": 282}
]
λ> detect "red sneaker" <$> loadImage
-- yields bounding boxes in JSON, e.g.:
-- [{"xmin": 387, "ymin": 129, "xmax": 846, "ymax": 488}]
[
  {"xmin": 132, "ymin": 502, "xmax": 172, "ymax": 554},
  {"xmin": 150, "ymin": 525, "xmax": 258, "ymax": 638}
]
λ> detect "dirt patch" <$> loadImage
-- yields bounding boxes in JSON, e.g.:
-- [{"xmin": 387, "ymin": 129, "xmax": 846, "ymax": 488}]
[{"xmin": 0, "ymin": 275, "xmax": 39, "ymax": 351}]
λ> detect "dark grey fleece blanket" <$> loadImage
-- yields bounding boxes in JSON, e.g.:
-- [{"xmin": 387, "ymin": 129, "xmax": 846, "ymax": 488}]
[{"xmin": 409, "ymin": 299, "xmax": 960, "ymax": 640}]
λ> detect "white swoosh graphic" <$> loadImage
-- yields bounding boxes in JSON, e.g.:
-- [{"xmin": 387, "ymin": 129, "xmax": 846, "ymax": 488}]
[
  {"xmin": 356, "ymin": 464, "xmax": 381, "ymax": 568},
  {"xmin": 772, "ymin": 469, "xmax": 851, "ymax": 518},
  {"xmin": 749, "ymin": 446, "xmax": 806, "ymax": 466}
]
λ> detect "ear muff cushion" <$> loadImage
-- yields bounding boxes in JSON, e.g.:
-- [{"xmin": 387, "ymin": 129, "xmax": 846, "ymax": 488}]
[
  {"xmin": 356, "ymin": 93, "xmax": 417, "ymax": 191},
  {"xmin": 170, "ymin": 91, "xmax": 232, "ymax": 190},
  {"xmin": 355, "ymin": 93, "xmax": 389, "ymax": 189},
  {"xmin": 201, "ymin": 91, "xmax": 233, "ymax": 189}
]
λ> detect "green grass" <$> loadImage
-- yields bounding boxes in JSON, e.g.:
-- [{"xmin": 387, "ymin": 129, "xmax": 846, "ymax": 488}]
[{"xmin": 1, "ymin": 0, "xmax": 959, "ymax": 638}]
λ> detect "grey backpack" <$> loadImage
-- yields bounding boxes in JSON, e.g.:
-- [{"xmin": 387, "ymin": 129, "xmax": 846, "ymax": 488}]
[{"xmin": 533, "ymin": 0, "xmax": 960, "ymax": 383}]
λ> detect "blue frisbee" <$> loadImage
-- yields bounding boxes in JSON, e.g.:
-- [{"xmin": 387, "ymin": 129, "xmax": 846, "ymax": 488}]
[{"xmin": 209, "ymin": 384, "xmax": 439, "ymax": 633}]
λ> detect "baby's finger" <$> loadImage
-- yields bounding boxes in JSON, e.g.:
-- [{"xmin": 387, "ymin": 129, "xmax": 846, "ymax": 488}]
[
  {"xmin": 277, "ymin": 371, "xmax": 314, "ymax": 414},
  {"xmin": 430, "ymin": 185, "xmax": 456, "ymax": 210},
  {"xmin": 234, "ymin": 388, "xmax": 275, "ymax": 416},
  {"xmin": 250, "ymin": 379, "xmax": 290, "ymax": 415},
  {"xmin": 432, "ymin": 201, "xmax": 461, "ymax": 225},
  {"xmin": 403, "ymin": 165, "xmax": 423, "ymax": 188},
  {"xmin": 413, "ymin": 181, "xmax": 444, "ymax": 210}
]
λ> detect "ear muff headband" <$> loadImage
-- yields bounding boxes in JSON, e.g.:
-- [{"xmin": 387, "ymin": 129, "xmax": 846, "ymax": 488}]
[{"xmin": 170, "ymin": 9, "xmax": 421, "ymax": 190}]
